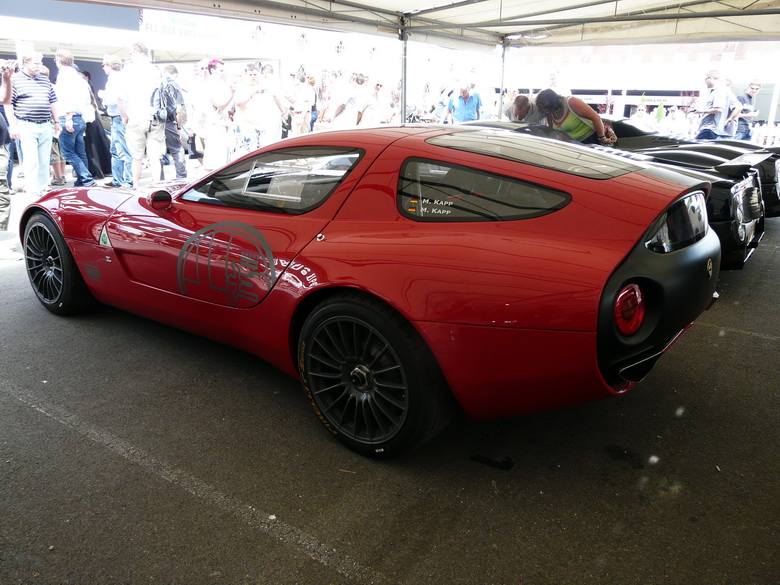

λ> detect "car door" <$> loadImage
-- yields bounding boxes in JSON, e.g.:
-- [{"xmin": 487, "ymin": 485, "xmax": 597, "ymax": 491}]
[{"xmin": 104, "ymin": 146, "xmax": 364, "ymax": 308}]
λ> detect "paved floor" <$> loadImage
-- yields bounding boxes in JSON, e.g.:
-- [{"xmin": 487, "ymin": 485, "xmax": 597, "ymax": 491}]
[{"xmin": 1, "ymin": 180, "xmax": 778, "ymax": 583}]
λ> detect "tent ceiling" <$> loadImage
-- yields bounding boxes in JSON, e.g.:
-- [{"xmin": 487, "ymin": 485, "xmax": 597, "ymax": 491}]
[{"xmin": 73, "ymin": 0, "xmax": 780, "ymax": 48}]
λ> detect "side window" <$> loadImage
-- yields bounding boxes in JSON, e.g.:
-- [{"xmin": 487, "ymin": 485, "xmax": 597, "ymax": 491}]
[
  {"xmin": 398, "ymin": 158, "xmax": 570, "ymax": 222},
  {"xmin": 182, "ymin": 147, "xmax": 363, "ymax": 214}
]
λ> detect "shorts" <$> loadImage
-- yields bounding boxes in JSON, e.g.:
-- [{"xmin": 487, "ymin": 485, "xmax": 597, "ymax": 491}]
[
  {"xmin": 51, "ymin": 137, "xmax": 65, "ymax": 164},
  {"xmin": 125, "ymin": 118, "xmax": 166, "ymax": 161},
  {"xmin": 188, "ymin": 134, "xmax": 204, "ymax": 159}
]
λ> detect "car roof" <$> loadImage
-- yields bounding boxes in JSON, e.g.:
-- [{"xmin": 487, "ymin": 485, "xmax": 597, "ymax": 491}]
[
  {"xmin": 428, "ymin": 127, "xmax": 645, "ymax": 179},
  {"xmin": 285, "ymin": 125, "xmax": 645, "ymax": 180}
]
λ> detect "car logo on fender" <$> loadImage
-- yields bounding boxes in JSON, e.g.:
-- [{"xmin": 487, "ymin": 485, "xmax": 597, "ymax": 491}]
[{"xmin": 706, "ymin": 258, "xmax": 713, "ymax": 279}]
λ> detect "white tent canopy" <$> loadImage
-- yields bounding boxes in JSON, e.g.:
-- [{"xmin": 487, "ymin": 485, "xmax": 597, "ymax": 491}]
[
  {"xmin": 75, "ymin": 0, "xmax": 780, "ymax": 49},
  {"xmin": 5, "ymin": 1, "xmax": 780, "ymax": 121}
]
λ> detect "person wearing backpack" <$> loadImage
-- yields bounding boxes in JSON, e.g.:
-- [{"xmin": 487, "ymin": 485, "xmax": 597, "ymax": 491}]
[
  {"xmin": 160, "ymin": 65, "xmax": 186, "ymax": 180},
  {"xmin": 117, "ymin": 43, "xmax": 165, "ymax": 187}
]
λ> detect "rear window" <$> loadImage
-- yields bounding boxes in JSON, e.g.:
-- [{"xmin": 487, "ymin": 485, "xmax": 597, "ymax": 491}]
[
  {"xmin": 428, "ymin": 129, "xmax": 642, "ymax": 179},
  {"xmin": 398, "ymin": 158, "xmax": 570, "ymax": 222}
]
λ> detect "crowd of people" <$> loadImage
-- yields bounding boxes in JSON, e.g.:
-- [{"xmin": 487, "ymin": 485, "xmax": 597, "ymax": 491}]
[
  {"xmin": 177, "ymin": 59, "xmax": 404, "ymax": 173},
  {"xmin": 0, "ymin": 44, "xmax": 410, "ymax": 232},
  {"xmin": 0, "ymin": 47, "xmax": 774, "ymax": 234},
  {"xmin": 600, "ymin": 70, "xmax": 775, "ymax": 146}
]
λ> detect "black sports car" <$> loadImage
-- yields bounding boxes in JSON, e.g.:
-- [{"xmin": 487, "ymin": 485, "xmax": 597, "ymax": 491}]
[
  {"xmin": 602, "ymin": 116, "xmax": 780, "ymax": 217},
  {"xmin": 592, "ymin": 145, "xmax": 764, "ymax": 269}
]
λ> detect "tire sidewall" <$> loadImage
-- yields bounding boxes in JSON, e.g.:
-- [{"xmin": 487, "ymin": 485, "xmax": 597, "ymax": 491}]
[
  {"xmin": 299, "ymin": 296, "xmax": 434, "ymax": 457},
  {"xmin": 24, "ymin": 213, "xmax": 91, "ymax": 315}
]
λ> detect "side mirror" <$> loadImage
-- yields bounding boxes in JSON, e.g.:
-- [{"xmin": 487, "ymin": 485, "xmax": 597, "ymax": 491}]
[{"xmin": 148, "ymin": 189, "xmax": 172, "ymax": 210}]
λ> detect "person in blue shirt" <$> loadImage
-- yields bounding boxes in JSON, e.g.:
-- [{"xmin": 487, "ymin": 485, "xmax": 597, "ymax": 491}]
[{"xmin": 445, "ymin": 84, "xmax": 482, "ymax": 124}]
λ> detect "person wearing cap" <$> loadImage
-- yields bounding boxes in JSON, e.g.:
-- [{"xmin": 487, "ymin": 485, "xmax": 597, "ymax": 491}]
[{"xmin": 658, "ymin": 105, "xmax": 691, "ymax": 136}]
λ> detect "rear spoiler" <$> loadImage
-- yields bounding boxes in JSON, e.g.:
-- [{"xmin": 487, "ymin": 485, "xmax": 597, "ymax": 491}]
[{"xmin": 715, "ymin": 151, "xmax": 775, "ymax": 178}]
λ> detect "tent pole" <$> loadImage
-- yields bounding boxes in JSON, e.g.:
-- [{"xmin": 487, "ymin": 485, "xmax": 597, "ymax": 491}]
[
  {"xmin": 400, "ymin": 21, "xmax": 408, "ymax": 123},
  {"xmin": 498, "ymin": 38, "xmax": 508, "ymax": 119}
]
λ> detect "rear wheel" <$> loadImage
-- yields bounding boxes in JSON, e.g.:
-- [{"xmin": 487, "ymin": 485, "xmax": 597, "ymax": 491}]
[
  {"xmin": 23, "ymin": 213, "xmax": 95, "ymax": 315},
  {"xmin": 298, "ymin": 293, "xmax": 452, "ymax": 457}
]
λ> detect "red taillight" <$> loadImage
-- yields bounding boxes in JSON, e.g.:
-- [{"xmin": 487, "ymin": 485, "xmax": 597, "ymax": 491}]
[{"xmin": 614, "ymin": 284, "xmax": 645, "ymax": 336}]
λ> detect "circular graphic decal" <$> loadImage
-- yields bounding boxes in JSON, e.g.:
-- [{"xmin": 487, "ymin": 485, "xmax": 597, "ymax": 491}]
[{"xmin": 177, "ymin": 222, "xmax": 276, "ymax": 307}]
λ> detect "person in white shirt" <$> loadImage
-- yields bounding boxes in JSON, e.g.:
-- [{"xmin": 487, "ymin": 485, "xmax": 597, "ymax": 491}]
[
  {"xmin": 502, "ymin": 93, "xmax": 546, "ymax": 124},
  {"xmin": 288, "ymin": 70, "xmax": 315, "ymax": 136},
  {"xmin": 98, "ymin": 55, "xmax": 132, "ymax": 187},
  {"xmin": 54, "ymin": 49, "xmax": 96, "ymax": 187},
  {"xmin": 117, "ymin": 43, "xmax": 165, "ymax": 187}
]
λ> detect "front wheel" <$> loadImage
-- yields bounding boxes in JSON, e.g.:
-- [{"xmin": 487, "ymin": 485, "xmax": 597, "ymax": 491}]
[
  {"xmin": 298, "ymin": 293, "xmax": 453, "ymax": 457},
  {"xmin": 23, "ymin": 213, "xmax": 95, "ymax": 315}
]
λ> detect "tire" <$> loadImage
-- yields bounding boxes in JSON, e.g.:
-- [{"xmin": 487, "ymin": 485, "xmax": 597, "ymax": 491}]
[
  {"xmin": 298, "ymin": 292, "xmax": 453, "ymax": 457},
  {"xmin": 23, "ymin": 213, "xmax": 95, "ymax": 315}
]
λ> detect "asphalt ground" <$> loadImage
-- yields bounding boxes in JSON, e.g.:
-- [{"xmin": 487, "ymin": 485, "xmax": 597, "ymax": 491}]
[{"xmin": 1, "ymin": 192, "xmax": 778, "ymax": 583}]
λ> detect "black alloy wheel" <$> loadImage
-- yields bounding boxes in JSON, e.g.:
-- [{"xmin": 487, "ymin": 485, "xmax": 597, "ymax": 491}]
[
  {"xmin": 24, "ymin": 213, "xmax": 94, "ymax": 315},
  {"xmin": 299, "ymin": 293, "xmax": 452, "ymax": 457}
]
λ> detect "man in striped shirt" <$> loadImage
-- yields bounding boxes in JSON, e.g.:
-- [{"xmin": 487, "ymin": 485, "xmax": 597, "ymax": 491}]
[{"xmin": 5, "ymin": 52, "xmax": 61, "ymax": 197}]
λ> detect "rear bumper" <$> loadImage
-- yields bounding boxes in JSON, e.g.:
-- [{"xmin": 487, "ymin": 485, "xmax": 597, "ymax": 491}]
[
  {"xmin": 597, "ymin": 227, "xmax": 721, "ymax": 386},
  {"xmin": 710, "ymin": 218, "xmax": 763, "ymax": 269}
]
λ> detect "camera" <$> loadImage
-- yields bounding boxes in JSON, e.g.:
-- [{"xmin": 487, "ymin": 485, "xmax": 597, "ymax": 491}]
[{"xmin": 1, "ymin": 59, "xmax": 19, "ymax": 74}]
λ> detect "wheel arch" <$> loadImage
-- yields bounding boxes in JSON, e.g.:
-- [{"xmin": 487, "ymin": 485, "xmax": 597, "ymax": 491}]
[
  {"xmin": 288, "ymin": 285, "xmax": 454, "ymax": 398},
  {"xmin": 288, "ymin": 285, "xmax": 422, "ymax": 367},
  {"xmin": 292, "ymin": 284, "xmax": 459, "ymax": 455},
  {"xmin": 20, "ymin": 205, "xmax": 57, "ymax": 235}
]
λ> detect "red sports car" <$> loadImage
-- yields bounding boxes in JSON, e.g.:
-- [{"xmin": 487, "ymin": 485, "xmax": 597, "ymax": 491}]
[{"xmin": 21, "ymin": 126, "xmax": 720, "ymax": 456}]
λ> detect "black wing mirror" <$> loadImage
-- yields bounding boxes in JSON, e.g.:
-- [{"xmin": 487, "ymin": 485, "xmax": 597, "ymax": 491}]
[{"xmin": 148, "ymin": 189, "xmax": 172, "ymax": 210}]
